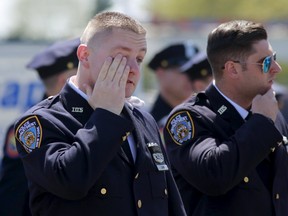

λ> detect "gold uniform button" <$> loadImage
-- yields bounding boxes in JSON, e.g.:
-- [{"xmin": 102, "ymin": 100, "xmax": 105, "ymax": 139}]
[
  {"xmin": 275, "ymin": 193, "xmax": 280, "ymax": 199},
  {"xmin": 244, "ymin": 177, "xmax": 249, "ymax": 183},
  {"xmin": 137, "ymin": 200, "xmax": 142, "ymax": 208},
  {"xmin": 164, "ymin": 188, "xmax": 168, "ymax": 195},
  {"xmin": 100, "ymin": 188, "xmax": 107, "ymax": 195},
  {"xmin": 135, "ymin": 173, "xmax": 139, "ymax": 179},
  {"xmin": 271, "ymin": 147, "xmax": 275, "ymax": 152}
]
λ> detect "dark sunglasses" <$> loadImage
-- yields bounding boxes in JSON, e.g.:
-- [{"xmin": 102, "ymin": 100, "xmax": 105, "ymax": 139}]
[{"xmin": 232, "ymin": 52, "xmax": 276, "ymax": 73}]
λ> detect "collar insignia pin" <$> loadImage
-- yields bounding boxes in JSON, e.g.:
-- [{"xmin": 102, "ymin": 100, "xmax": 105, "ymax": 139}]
[
  {"xmin": 72, "ymin": 107, "xmax": 84, "ymax": 113},
  {"xmin": 217, "ymin": 105, "xmax": 227, "ymax": 115}
]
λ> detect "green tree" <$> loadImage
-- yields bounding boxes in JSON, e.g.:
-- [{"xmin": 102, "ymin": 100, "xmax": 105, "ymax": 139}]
[{"xmin": 146, "ymin": 0, "xmax": 288, "ymax": 21}]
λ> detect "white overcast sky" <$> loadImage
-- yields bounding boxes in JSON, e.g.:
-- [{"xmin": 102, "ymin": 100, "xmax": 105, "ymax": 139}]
[{"xmin": 0, "ymin": 0, "xmax": 151, "ymax": 39}]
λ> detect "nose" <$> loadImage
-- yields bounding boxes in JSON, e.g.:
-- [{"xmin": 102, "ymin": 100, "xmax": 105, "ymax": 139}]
[
  {"xmin": 127, "ymin": 59, "xmax": 141, "ymax": 75},
  {"xmin": 272, "ymin": 60, "xmax": 282, "ymax": 74}
]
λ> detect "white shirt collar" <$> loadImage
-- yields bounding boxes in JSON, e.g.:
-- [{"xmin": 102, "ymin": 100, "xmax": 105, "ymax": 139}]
[
  {"xmin": 68, "ymin": 77, "xmax": 88, "ymax": 100},
  {"xmin": 213, "ymin": 81, "xmax": 249, "ymax": 119}
]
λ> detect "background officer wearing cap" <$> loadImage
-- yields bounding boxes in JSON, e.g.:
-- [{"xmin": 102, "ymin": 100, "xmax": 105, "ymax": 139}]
[
  {"xmin": 0, "ymin": 37, "xmax": 79, "ymax": 216},
  {"xmin": 26, "ymin": 38, "xmax": 80, "ymax": 97},
  {"xmin": 147, "ymin": 42, "xmax": 199, "ymax": 125},
  {"xmin": 158, "ymin": 50, "xmax": 213, "ymax": 141},
  {"xmin": 181, "ymin": 51, "xmax": 213, "ymax": 93}
]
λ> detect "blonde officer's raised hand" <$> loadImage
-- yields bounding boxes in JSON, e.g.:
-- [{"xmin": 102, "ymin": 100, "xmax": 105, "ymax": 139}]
[{"xmin": 84, "ymin": 54, "xmax": 130, "ymax": 115}]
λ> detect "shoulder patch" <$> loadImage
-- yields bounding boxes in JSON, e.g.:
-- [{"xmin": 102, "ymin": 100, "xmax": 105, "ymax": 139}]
[
  {"xmin": 4, "ymin": 127, "xmax": 19, "ymax": 158},
  {"xmin": 15, "ymin": 116, "xmax": 42, "ymax": 153},
  {"xmin": 166, "ymin": 111, "xmax": 194, "ymax": 145}
]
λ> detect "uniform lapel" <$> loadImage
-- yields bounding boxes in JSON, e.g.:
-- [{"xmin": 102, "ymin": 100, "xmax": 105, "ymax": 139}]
[
  {"xmin": 59, "ymin": 83, "xmax": 94, "ymax": 125},
  {"xmin": 61, "ymin": 84, "xmax": 135, "ymax": 166},
  {"xmin": 205, "ymin": 84, "xmax": 245, "ymax": 132},
  {"xmin": 123, "ymin": 104, "xmax": 148, "ymax": 169}
]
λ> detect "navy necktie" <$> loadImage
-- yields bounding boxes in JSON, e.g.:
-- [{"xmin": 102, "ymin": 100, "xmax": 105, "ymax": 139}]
[{"xmin": 245, "ymin": 111, "xmax": 252, "ymax": 120}]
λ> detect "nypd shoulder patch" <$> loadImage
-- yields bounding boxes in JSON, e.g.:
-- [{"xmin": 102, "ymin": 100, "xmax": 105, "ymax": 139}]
[
  {"xmin": 166, "ymin": 111, "xmax": 194, "ymax": 145},
  {"xmin": 15, "ymin": 115, "xmax": 42, "ymax": 153}
]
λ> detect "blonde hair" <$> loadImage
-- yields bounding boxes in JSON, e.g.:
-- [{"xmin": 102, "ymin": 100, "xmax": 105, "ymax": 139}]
[{"xmin": 81, "ymin": 11, "xmax": 146, "ymax": 46}]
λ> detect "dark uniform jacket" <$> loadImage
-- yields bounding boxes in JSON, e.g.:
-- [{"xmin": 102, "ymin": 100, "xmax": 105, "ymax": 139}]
[
  {"xmin": 14, "ymin": 83, "xmax": 186, "ymax": 216},
  {"xmin": 150, "ymin": 94, "xmax": 173, "ymax": 124},
  {"xmin": 164, "ymin": 84, "xmax": 288, "ymax": 216}
]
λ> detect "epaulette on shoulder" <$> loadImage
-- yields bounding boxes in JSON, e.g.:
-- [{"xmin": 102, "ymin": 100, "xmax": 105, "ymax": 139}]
[
  {"xmin": 197, "ymin": 92, "xmax": 208, "ymax": 100},
  {"xmin": 185, "ymin": 92, "xmax": 208, "ymax": 105},
  {"xmin": 171, "ymin": 92, "xmax": 210, "ymax": 116},
  {"xmin": 29, "ymin": 95, "xmax": 59, "ymax": 113},
  {"xmin": 179, "ymin": 92, "xmax": 209, "ymax": 113}
]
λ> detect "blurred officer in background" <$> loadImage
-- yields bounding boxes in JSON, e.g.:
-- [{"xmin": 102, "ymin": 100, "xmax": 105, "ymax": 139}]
[
  {"xmin": 0, "ymin": 37, "xmax": 79, "ymax": 216},
  {"xmin": 160, "ymin": 51, "xmax": 213, "ymax": 140},
  {"xmin": 181, "ymin": 51, "xmax": 213, "ymax": 93},
  {"xmin": 273, "ymin": 82, "xmax": 288, "ymax": 121},
  {"xmin": 148, "ymin": 44, "xmax": 212, "ymax": 142},
  {"xmin": 147, "ymin": 42, "xmax": 199, "ymax": 124}
]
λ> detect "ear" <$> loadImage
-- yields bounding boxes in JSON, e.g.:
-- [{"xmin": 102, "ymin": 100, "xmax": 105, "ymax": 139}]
[
  {"xmin": 223, "ymin": 61, "xmax": 240, "ymax": 79},
  {"xmin": 77, "ymin": 44, "xmax": 90, "ymax": 68}
]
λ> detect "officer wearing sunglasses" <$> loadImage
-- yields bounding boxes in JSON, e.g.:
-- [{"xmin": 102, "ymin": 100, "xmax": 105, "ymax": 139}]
[
  {"xmin": 164, "ymin": 20, "xmax": 288, "ymax": 216},
  {"xmin": 231, "ymin": 52, "xmax": 276, "ymax": 73}
]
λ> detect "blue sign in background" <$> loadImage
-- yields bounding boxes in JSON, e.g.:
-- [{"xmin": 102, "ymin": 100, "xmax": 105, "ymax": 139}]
[{"xmin": 1, "ymin": 81, "xmax": 44, "ymax": 110}]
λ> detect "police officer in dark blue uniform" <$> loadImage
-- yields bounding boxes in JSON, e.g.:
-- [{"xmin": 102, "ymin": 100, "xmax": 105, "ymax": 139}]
[
  {"xmin": 148, "ymin": 42, "xmax": 199, "ymax": 124},
  {"xmin": 164, "ymin": 20, "xmax": 288, "ymax": 216},
  {"xmin": 0, "ymin": 38, "xmax": 79, "ymax": 216},
  {"xmin": 156, "ymin": 51, "xmax": 213, "ymax": 141},
  {"xmin": 14, "ymin": 11, "xmax": 186, "ymax": 216},
  {"xmin": 180, "ymin": 51, "xmax": 212, "ymax": 93}
]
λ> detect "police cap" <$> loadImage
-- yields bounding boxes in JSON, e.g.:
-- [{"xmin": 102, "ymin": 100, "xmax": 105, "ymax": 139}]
[
  {"xmin": 180, "ymin": 51, "xmax": 212, "ymax": 81},
  {"xmin": 26, "ymin": 38, "xmax": 80, "ymax": 79},
  {"xmin": 148, "ymin": 41, "xmax": 199, "ymax": 70}
]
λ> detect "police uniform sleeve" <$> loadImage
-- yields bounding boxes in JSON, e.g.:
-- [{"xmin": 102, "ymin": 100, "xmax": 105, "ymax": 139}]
[
  {"xmin": 14, "ymin": 108, "xmax": 134, "ymax": 200},
  {"xmin": 163, "ymin": 107, "xmax": 284, "ymax": 196}
]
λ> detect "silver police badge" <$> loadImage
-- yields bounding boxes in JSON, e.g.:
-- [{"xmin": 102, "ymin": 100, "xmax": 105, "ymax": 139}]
[
  {"xmin": 147, "ymin": 142, "xmax": 168, "ymax": 171},
  {"xmin": 153, "ymin": 153, "xmax": 164, "ymax": 163}
]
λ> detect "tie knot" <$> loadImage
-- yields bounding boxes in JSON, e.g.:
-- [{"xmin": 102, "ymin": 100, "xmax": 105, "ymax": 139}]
[{"xmin": 245, "ymin": 111, "xmax": 252, "ymax": 120}]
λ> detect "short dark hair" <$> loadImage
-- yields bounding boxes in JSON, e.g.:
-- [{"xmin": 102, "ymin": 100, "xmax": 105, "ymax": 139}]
[{"xmin": 207, "ymin": 20, "xmax": 267, "ymax": 79}]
